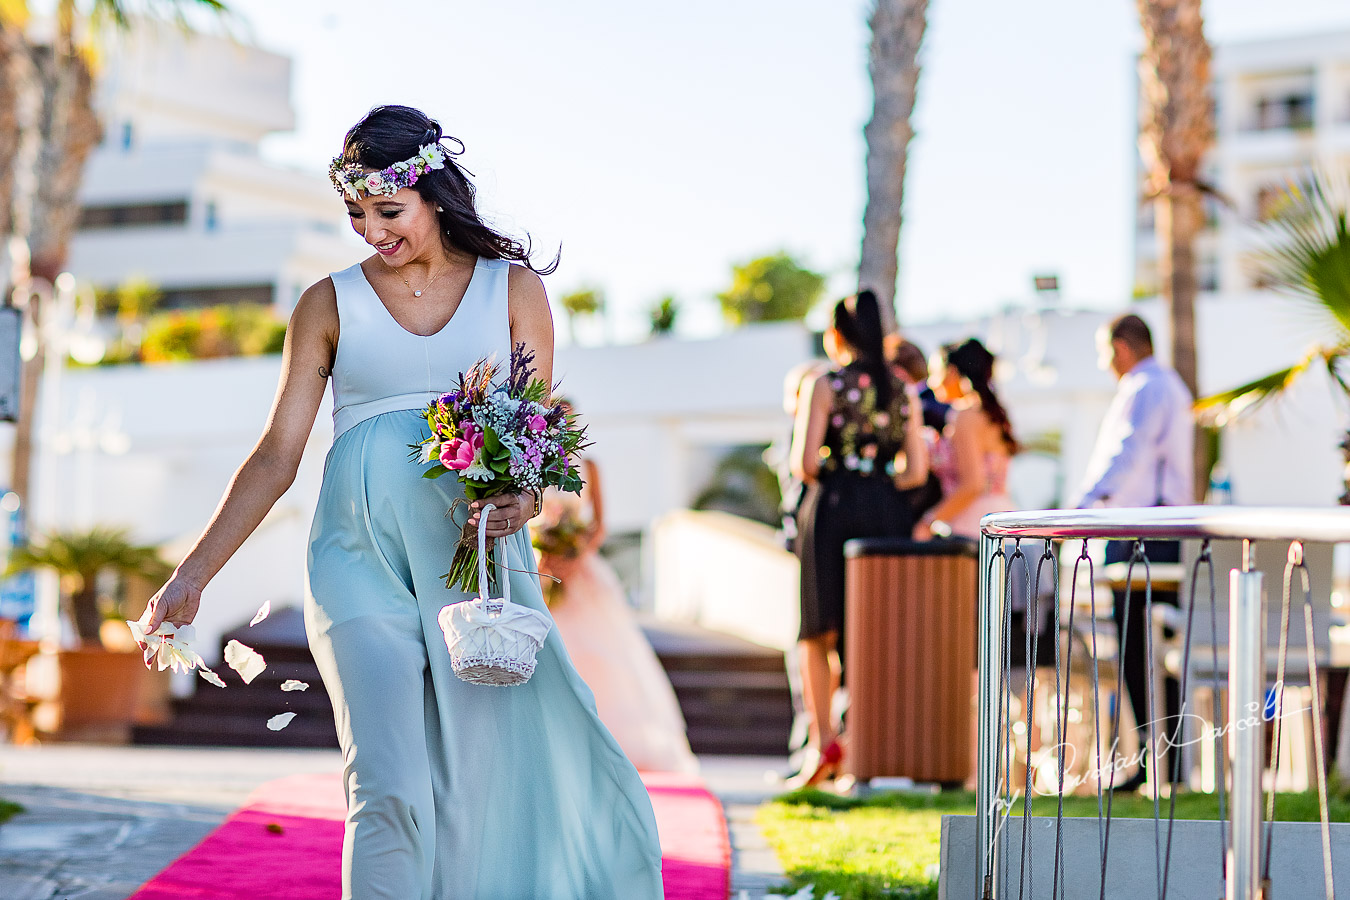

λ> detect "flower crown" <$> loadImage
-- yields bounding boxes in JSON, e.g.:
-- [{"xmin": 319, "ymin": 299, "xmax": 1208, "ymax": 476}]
[{"xmin": 328, "ymin": 142, "xmax": 448, "ymax": 199}]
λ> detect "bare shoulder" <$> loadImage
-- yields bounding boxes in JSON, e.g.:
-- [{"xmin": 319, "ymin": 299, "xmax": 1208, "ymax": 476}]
[
  {"xmin": 294, "ymin": 276, "xmax": 338, "ymax": 319},
  {"xmin": 290, "ymin": 277, "xmax": 339, "ymax": 347},
  {"xmin": 506, "ymin": 263, "xmax": 547, "ymax": 306},
  {"xmin": 807, "ymin": 371, "xmax": 835, "ymax": 407}
]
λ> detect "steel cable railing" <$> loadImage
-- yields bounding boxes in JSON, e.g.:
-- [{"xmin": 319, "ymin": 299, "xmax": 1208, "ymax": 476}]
[{"xmin": 975, "ymin": 506, "xmax": 1350, "ymax": 900}]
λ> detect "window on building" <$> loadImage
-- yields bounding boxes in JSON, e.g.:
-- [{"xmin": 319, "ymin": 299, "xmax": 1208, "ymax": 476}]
[
  {"xmin": 1252, "ymin": 92, "xmax": 1315, "ymax": 130},
  {"xmin": 78, "ymin": 201, "xmax": 189, "ymax": 230},
  {"xmin": 157, "ymin": 284, "xmax": 275, "ymax": 310}
]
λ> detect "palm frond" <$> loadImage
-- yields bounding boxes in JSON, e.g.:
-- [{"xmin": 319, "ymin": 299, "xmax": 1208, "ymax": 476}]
[
  {"xmin": 1326, "ymin": 350, "xmax": 1350, "ymax": 399},
  {"xmin": 1195, "ymin": 355, "xmax": 1317, "ymax": 424},
  {"xmin": 1248, "ymin": 171, "xmax": 1350, "ymax": 339},
  {"xmin": 5, "ymin": 526, "xmax": 172, "ymax": 583}
]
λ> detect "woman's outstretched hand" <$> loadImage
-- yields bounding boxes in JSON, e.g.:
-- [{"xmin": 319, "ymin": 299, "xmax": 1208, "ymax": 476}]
[
  {"xmin": 134, "ymin": 575, "xmax": 204, "ymax": 650},
  {"xmin": 466, "ymin": 491, "xmax": 535, "ymax": 539}
]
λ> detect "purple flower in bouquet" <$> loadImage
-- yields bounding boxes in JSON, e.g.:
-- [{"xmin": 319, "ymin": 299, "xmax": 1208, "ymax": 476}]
[{"xmin": 408, "ymin": 343, "xmax": 590, "ymax": 593}]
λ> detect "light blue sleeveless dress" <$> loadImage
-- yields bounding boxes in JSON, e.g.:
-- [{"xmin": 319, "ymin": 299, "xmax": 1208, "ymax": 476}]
[{"xmin": 304, "ymin": 258, "xmax": 665, "ymax": 900}]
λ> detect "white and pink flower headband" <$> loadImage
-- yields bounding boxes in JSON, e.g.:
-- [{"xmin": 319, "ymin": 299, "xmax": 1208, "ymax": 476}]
[{"xmin": 328, "ymin": 142, "xmax": 448, "ymax": 199}]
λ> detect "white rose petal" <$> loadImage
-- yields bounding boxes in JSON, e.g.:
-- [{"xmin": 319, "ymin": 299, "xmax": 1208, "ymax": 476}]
[
  {"xmin": 249, "ymin": 601, "xmax": 271, "ymax": 627},
  {"xmin": 199, "ymin": 667, "xmax": 227, "ymax": 688},
  {"xmin": 224, "ymin": 640, "xmax": 267, "ymax": 684},
  {"xmin": 266, "ymin": 712, "xmax": 297, "ymax": 731},
  {"xmin": 419, "ymin": 441, "xmax": 440, "ymax": 464},
  {"xmin": 280, "ymin": 680, "xmax": 309, "ymax": 692}
]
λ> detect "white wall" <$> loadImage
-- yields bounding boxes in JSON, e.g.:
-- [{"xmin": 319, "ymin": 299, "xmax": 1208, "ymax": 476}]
[{"xmin": 5, "ymin": 296, "xmax": 1342, "ymax": 656}]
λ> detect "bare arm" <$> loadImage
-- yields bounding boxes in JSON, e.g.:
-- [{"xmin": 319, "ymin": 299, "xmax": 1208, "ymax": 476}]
[
  {"xmin": 892, "ymin": 382, "xmax": 930, "ymax": 490},
  {"xmin": 919, "ymin": 406, "xmax": 988, "ymax": 529},
  {"xmin": 137, "ymin": 279, "xmax": 339, "ymax": 637},
  {"xmin": 789, "ymin": 373, "xmax": 833, "ymax": 484},
  {"xmin": 469, "ymin": 264, "xmax": 557, "ymax": 536},
  {"xmin": 581, "ymin": 458, "xmax": 606, "ymax": 552}
]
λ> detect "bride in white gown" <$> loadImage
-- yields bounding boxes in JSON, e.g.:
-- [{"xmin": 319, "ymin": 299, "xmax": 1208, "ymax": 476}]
[{"xmin": 536, "ymin": 458, "xmax": 698, "ymax": 774}]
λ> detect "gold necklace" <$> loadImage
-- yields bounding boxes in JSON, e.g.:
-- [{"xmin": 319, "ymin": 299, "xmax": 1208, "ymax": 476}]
[{"xmin": 399, "ymin": 262, "xmax": 446, "ymax": 298}]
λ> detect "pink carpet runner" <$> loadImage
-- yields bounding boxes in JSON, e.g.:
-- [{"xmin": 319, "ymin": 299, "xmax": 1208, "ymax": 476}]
[{"xmin": 130, "ymin": 770, "xmax": 730, "ymax": 900}]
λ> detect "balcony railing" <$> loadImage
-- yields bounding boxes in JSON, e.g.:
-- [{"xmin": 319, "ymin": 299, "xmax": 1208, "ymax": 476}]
[{"xmin": 974, "ymin": 506, "xmax": 1350, "ymax": 900}]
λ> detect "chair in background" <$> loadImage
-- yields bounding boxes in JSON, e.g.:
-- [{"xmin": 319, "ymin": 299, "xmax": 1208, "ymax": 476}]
[{"xmin": 0, "ymin": 619, "xmax": 40, "ymax": 744}]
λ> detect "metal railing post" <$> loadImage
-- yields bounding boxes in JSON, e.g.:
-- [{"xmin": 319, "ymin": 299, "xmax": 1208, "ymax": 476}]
[
  {"xmin": 1228, "ymin": 560, "xmax": 1264, "ymax": 900},
  {"xmin": 976, "ymin": 532, "xmax": 1004, "ymax": 899}
]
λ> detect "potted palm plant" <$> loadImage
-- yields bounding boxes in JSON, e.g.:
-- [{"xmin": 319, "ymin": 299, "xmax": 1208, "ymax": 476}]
[
  {"xmin": 5, "ymin": 526, "xmax": 173, "ymax": 740},
  {"xmin": 1196, "ymin": 171, "xmax": 1350, "ymax": 504}
]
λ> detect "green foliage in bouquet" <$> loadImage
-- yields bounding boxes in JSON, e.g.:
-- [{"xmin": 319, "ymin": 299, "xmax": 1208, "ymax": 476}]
[{"xmin": 409, "ymin": 345, "xmax": 591, "ymax": 593}]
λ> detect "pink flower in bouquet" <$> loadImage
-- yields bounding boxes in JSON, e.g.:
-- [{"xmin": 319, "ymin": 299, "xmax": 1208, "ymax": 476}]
[
  {"xmin": 528, "ymin": 414, "xmax": 548, "ymax": 433},
  {"xmin": 441, "ymin": 438, "xmax": 476, "ymax": 471}
]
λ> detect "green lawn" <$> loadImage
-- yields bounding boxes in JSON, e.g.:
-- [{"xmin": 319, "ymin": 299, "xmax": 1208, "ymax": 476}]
[{"xmin": 755, "ymin": 788, "xmax": 1350, "ymax": 900}]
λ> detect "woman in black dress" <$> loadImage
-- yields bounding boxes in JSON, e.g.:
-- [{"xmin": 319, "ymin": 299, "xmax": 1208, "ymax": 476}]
[{"xmin": 789, "ymin": 290, "xmax": 928, "ymax": 787}]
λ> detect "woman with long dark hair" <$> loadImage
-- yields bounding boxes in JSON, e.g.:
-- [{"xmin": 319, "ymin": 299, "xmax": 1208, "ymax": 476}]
[
  {"xmin": 134, "ymin": 106, "xmax": 663, "ymax": 898},
  {"xmin": 788, "ymin": 289, "xmax": 929, "ymax": 787},
  {"xmin": 916, "ymin": 337, "xmax": 1018, "ymax": 540}
]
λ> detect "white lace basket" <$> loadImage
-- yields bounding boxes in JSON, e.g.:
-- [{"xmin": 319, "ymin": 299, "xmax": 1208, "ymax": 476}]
[{"xmin": 438, "ymin": 503, "xmax": 552, "ymax": 686}]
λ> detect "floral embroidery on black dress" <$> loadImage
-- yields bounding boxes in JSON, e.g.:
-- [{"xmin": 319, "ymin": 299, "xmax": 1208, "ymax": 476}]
[{"xmin": 818, "ymin": 363, "xmax": 910, "ymax": 477}]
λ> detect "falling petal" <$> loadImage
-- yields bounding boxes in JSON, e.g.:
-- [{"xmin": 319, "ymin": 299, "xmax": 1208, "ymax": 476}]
[
  {"xmin": 224, "ymin": 640, "xmax": 267, "ymax": 684},
  {"xmin": 266, "ymin": 712, "xmax": 297, "ymax": 731},
  {"xmin": 280, "ymin": 680, "xmax": 309, "ymax": 692},
  {"xmin": 249, "ymin": 601, "xmax": 271, "ymax": 627},
  {"xmin": 199, "ymin": 667, "xmax": 227, "ymax": 688}
]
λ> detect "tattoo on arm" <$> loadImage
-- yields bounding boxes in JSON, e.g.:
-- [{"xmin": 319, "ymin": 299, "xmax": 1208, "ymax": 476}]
[{"xmin": 318, "ymin": 366, "xmax": 330, "ymax": 379}]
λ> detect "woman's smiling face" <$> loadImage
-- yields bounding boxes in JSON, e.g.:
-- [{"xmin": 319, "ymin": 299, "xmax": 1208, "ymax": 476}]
[{"xmin": 344, "ymin": 187, "xmax": 442, "ymax": 266}]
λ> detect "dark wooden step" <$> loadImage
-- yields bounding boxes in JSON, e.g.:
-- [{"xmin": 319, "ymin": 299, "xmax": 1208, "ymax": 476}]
[
  {"xmin": 133, "ymin": 716, "xmax": 339, "ymax": 749},
  {"xmin": 640, "ymin": 618, "xmax": 793, "ymax": 756}
]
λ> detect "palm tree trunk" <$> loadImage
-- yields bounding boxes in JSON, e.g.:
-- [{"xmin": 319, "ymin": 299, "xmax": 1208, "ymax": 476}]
[
  {"xmin": 70, "ymin": 579, "xmax": 102, "ymax": 645},
  {"xmin": 28, "ymin": 43, "xmax": 101, "ymax": 285},
  {"xmin": 6, "ymin": 38, "xmax": 101, "ymax": 526},
  {"xmin": 859, "ymin": 0, "xmax": 928, "ymax": 333},
  {"xmin": 0, "ymin": 23, "xmax": 24, "ymax": 241},
  {"xmin": 1137, "ymin": 0, "xmax": 1213, "ymax": 500}
]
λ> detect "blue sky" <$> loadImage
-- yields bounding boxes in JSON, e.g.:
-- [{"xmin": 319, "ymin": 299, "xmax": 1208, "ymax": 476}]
[{"xmin": 222, "ymin": 0, "xmax": 1350, "ymax": 339}]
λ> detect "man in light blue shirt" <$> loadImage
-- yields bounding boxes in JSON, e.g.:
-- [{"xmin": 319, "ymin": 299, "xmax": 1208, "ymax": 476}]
[
  {"xmin": 1076, "ymin": 315, "xmax": 1194, "ymax": 508},
  {"xmin": 1078, "ymin": 313, "xmax": 1194, "ymax": 791}
]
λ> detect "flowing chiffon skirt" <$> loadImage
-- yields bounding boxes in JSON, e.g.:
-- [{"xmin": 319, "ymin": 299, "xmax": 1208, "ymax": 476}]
[
  {"xmin": 548, "ymin": 552, "xmax": 698, "ymax": 774},
  {"xmin": 305, "ymin": 410, "xmax": 664, "ymax": 900}
]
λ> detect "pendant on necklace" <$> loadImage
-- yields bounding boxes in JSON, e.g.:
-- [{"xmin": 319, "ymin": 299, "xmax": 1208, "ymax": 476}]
[{"xmin": 414, "ymin": 290, "xmax": 422, "ymax": 297}]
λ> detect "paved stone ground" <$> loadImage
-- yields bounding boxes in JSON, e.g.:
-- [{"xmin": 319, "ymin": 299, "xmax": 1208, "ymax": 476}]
[{"xmin": 0, "ymin": 745, "xmax": 791, "ymax": 900}]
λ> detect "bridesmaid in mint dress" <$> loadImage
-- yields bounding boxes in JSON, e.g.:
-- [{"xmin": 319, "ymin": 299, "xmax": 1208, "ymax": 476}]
[{"xmin": 134, "ymin": 106, "xmax": 664, "ymax": 899}]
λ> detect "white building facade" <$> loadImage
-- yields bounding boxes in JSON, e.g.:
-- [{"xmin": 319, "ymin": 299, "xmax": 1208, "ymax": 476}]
[
  {"xmin": 65, "ymin": 22, "xmax": 355, "ymax": 313},
  {"xmin": 1134, "ymin": 28, "xmax": 1350, "ymax": 297}
]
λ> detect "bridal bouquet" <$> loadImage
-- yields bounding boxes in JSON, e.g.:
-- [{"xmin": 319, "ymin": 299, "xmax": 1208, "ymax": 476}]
[{"xmin": 411, "ymin": 344, "xmax": 588, "ymax": 593}]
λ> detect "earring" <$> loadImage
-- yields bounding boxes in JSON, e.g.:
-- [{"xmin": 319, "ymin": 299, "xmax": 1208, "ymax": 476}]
[{"xmin": 436, "ymin": 206, "xmax": 444, "ymax": 212}]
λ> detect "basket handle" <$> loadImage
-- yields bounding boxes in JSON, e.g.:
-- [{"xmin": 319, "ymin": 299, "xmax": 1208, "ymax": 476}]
[{"xmin": 476, "ymin": 503, "xmax": 511, "ymax": 606}]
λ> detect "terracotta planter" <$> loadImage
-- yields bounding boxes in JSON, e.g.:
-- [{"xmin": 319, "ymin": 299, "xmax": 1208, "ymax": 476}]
[{"xmin": 26, "ymin": 646, "xmax": 147, "ymax": 742}]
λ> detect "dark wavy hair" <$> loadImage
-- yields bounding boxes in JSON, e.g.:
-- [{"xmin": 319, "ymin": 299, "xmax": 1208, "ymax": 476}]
[
  {"xmin": 338, "ymin": 105, "xmax": 558, "ymax": 274},
  {"xmin": 938, "ymin": 338, "xmax": 1018, "ymax": 454},
  {"xmin": 831, "ymin": 289, "xmax": 896, "ymax": 408}
]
